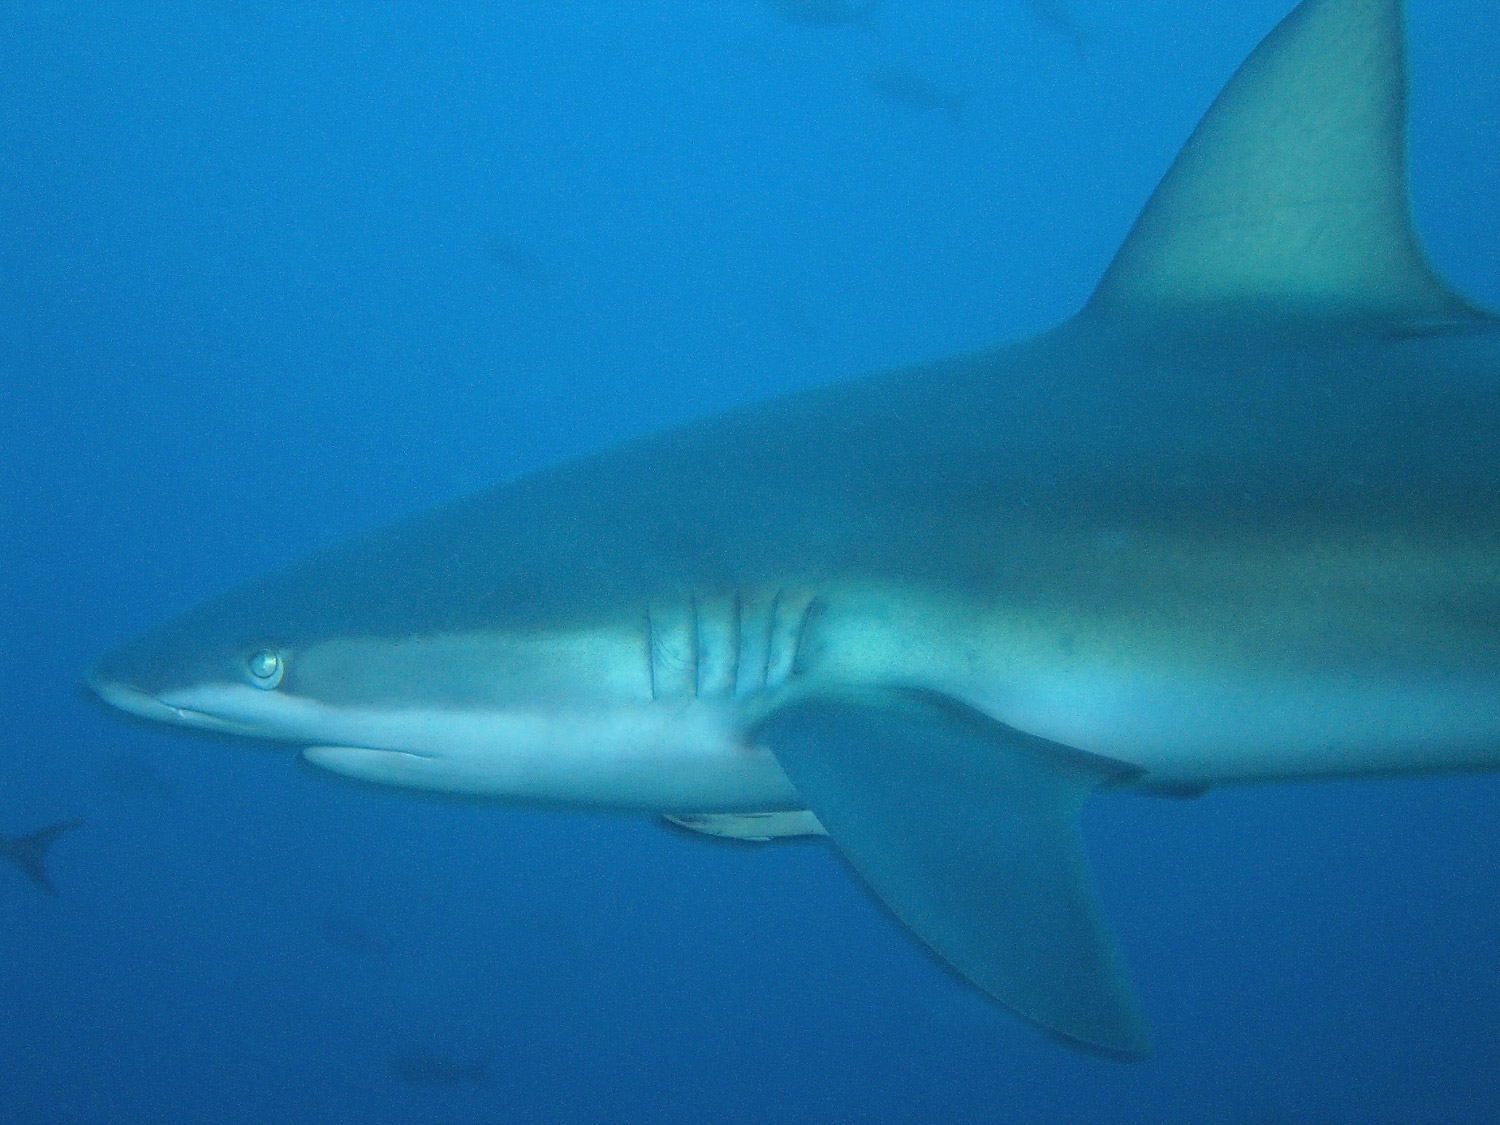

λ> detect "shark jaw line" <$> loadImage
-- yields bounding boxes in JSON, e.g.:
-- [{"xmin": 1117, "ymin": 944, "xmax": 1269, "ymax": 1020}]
[
  {"xmin": 146, "ymin": 682, "xmax": 801, "ymax": 809},
  {"xmin": 88, "ymin": 678, "xmax": 262, "ymax": 738}
]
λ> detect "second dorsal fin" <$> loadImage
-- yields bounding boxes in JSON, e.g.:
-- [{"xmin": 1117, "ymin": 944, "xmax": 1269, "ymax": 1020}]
[{"xmin": 1085, "ymin": 0, "xmax": 1489, "ymax": 327}]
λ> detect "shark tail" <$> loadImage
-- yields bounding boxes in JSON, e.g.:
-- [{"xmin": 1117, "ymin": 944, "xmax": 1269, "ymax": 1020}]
[{"xmin": 2, "ymin": 819, "xmax": 83, "ymax": 896}]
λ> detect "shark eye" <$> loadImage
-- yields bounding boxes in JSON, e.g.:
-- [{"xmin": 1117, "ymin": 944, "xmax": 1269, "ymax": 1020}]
[{"xmin": 246, "ymin": 649, "xmax": 285, "ymax": 689}]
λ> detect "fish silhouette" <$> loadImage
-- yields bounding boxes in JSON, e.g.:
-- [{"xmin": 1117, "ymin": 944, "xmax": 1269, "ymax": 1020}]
[{"xmin": 2, "ymin": 820, "xmax": 82, "ymax": 896}]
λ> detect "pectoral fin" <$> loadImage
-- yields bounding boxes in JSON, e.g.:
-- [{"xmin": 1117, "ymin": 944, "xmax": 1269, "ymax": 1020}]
[{"xmin": 755, "ymin": 687, "xmax": 1149, "ymax": 1058}]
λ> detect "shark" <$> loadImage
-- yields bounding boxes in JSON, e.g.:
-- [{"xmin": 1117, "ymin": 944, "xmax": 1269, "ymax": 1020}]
[
  {"xmin": 2, "ymin": 820, "xmax": 82, "ymax": 896},
  {"xmin": 89, "ymin": 0, "xmax": 1498, "ymax": 1058}
]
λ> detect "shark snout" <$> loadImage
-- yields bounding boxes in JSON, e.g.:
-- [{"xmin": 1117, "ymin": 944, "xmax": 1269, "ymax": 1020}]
[
  {"xmin": 87, "ymin": 639, "xmax": 168, "ymax": 706},
  {"xmin": 88, "ymin": 674, "xmax": 189, "ymax": 724},
  {"xmin": 87, "ymin": 666, "xmax": 261, "ymax": 737}
]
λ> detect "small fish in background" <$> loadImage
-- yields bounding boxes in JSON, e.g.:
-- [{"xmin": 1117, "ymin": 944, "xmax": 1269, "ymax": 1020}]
[
  {"xmin": 868, "ymin": 66, "xmax": 972, "ymax": 127},
  {"xmin": 315, "ymin": 913, "xmax": 396, "ymax": 961},
  {"xmin": 389, "ymin": 1047, "xmax": 491, "ymax": 1086},
  {"xmin": 1021, "ymin": 0, "xmax": 1088, "ymax": 53},
  {"xmin": 766, "ymin": 0, "xmax": 882, "ymax": 34},
  {"xmin": 773, "ymin": 292, "xmax": 820, "ymax": 342},
  {"xmin": 97, "ymin": 751, "xmax": 173, "ymax": 799},
  {"xmin": 485, "ymin": 236, "xmax": 548, "ymax": 288},
  {"xmin": 1, "ymin": 820, "xmax": 82, "ymax": 896}
]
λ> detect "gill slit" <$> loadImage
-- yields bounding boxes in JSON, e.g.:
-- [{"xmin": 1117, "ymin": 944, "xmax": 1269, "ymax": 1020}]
[
  {"xmin": 793, "ymin": 593, "xmax": 821, "ymax": 679},
  {"xmin": 689, "ymin": 593, "xmax": 701, "ymax": 698},
  {"xmin": 645, "ymin": 606, "xmax": 657, "ymax": 703},
  {"xmin": 762, "ymin": 588, "xmax": 781, "ymax": 692},
  {"xmin": 648, "ymin": 586, "xmax": 818, "ymax": 702}
]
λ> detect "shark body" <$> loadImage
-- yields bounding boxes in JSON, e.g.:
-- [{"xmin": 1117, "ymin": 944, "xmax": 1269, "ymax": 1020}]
[{"xmin": 91, "ymin": 0, "xmax": 1498, "ymax": 1057}]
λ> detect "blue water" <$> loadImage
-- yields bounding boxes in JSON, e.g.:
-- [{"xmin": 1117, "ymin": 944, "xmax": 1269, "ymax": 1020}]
[{"xmin": 3, "ymin": 1, "xmax": 1499, "ymax": 1121}]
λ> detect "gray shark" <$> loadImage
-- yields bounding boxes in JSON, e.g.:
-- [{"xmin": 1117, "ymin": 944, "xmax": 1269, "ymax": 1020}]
[{"xmin": 90, "ymin": 0, "xmax": 1498, "ymax": 1058}]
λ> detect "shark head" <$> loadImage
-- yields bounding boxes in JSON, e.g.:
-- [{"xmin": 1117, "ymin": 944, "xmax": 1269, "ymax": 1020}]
[
  {"xmin": 91, "ymin": 570, "xmax": 312, "ymax": 740},
  {"xmin": 89, "ymin": 521, "xmax": 805, "ymax": 811},
  {"xmin": 89, "ymin": 532, "xmax": 623, "ymax": 731}
]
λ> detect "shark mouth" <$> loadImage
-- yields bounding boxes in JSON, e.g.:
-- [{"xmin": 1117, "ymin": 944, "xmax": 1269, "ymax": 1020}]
[{"xmin": 88, "ymin": 677, "xmax": 262, "ymax": 737}]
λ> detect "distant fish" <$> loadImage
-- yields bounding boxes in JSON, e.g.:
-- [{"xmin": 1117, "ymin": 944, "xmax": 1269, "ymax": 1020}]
[
  {"xmin": 766, "ymin": 0, "xmax": 881, "ymax": 33},
  {"xmin": 1021, "ymin": 0, "xmax": 1087, "ymax": 53},
  {"xmin": 773, "ymin": 293, "xmax": 820, "ymax": 341},
  {"xmin": 389, "ymin": 1048, "xmax": 490, "ymax": 1086},
  {"xmin": 98, "ymin": 752, "xmax": 173, "ymax": 799},
  {"xmin": 1, "ymin": 820, "xmax": 82, "ymax": 896},
  {"xmin": 868, "ymin": 67, "xmax": 972, "ymax": 127},
  {"xmin": 315, "ymin": 913, "xmax": 396, "ymax": 961},
  {"xmin": 485, "ymin": 237, "xmax": 548, "ymax": 288}
]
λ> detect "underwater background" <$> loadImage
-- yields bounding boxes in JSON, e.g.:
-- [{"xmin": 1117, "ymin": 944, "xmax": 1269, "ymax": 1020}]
[{"xmin": 3, "ymin": 0, "xmax": 1499, "ymax": 1121}]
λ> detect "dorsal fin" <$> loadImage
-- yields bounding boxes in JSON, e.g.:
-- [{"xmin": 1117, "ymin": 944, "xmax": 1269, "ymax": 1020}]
[{"xmin": 1085, "ymin": 0, "xmax": 1490, "ymax": 327}]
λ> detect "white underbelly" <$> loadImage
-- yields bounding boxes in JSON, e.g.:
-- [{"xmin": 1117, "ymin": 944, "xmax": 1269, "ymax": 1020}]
[
  {"xmin": 988, "ymin": 663, "xmax": 1500, "ymax": 784},
  {"xmin": 288, "ymin": 700, "xmax": 799, "ymax": 810}
]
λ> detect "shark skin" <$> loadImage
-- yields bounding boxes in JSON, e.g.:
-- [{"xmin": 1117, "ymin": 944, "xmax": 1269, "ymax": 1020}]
[{"xmin": 90, "ymin": 0, "xmax": 1497, "ymax": 1057}]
